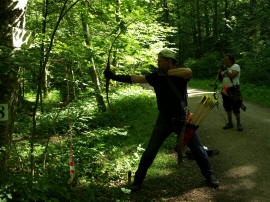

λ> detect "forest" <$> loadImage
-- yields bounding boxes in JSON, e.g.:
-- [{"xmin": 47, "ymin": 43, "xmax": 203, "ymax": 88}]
[{"xmin": 1, "ymin": 0, "xmax": 270, "ymax": 201}]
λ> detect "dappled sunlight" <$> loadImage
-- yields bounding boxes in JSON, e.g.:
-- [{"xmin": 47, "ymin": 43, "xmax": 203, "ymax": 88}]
[
  {"xmin": 225, "ymin": 165, "xmax": 257, "ymax": 178},
  {"xmin": 218, "ymin": 165, "xmax": 258, "ymax": 192},
  {"xmin": 13, "ymin": 0, "xmax": 29, "ymax": 49},
  {"xmin": 174, "ymin": 187, "xmax": 214, "ymax": 201},
  {"xmin": 263, "ymin": 118, "xmax": 270, "ymax": 123},
  {"xmin": 220, "ymin": 178, "xmax": 256, "ymax": 192}
]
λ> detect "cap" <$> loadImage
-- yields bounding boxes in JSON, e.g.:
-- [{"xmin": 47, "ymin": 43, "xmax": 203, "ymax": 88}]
[{"xmin": 158, "ymin": 49, "xmax": 177, "ymax": 61}]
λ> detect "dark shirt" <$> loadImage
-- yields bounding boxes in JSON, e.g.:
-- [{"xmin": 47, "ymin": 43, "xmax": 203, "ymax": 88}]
[{"xmin": 145, "ymin": 72, "xmax": 188, "ymax": 118}]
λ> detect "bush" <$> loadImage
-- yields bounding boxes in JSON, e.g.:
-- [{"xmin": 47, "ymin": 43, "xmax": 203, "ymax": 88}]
[
  {"xmin": 185, "ymin": 52, "xmax": 222, "ymax": 79},
  {"xmin": 239, "ymin": 42, "xmax": 270, "ymax": 86}
]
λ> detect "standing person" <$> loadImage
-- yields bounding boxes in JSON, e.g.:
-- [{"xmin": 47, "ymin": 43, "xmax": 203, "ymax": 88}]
[
  {"xmin": 218, "ymin": 54, "xmax": 243, "ymax": 131},
  {"xmin": 104, "ymin": 49, "xmax": 219, "ymax": 191}
]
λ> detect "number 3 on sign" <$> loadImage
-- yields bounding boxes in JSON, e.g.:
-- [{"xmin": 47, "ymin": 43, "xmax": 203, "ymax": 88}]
[{"xmin": 0, "ymin": 104, "xmax": 8, "ymax": 121}]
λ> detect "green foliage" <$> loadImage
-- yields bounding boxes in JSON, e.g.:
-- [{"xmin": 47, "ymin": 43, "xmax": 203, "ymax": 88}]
[
  {"xmin": 0, "ymin": 173, "xmax": 72, "ymax": 201},
  {"xmin": 185, "ymin": 52, "xmax": 222, "ymax": 79},
  {"xmin": 3, "ymin": 0, "xmax": 270, "ymax": 200},
  {"xmin": 239, "ymin": 41, "xmax": 270, "ymax": 86},
  {"xmin": 21, "ymin": 0, "xmax": 174, "ymax": 99},
  {"xmin": 240, "ymin": 84, "xmax": 270, "ymax": 107},
  {"xmin": 4, "ymin": 85, "xmax": 157, "ymax": 201}
]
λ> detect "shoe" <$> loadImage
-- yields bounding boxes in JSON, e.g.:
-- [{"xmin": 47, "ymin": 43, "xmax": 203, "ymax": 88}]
[
  {"xmin": 240, "ymin": 103, "xmax": 247, "ymax": 111},
  {"xmin": 206, "ymin": 175, "xmax": 219, "ymax": 188},
  {"xmin": 207, "ymin": 149, "xmax": 220, "ymax": 157},
  {"xmin": 237, "ymin": 124, "xmax": 243, "ymax": 131},
  {"xmin": 222, "ymin": 122, "xmax": 233, "ymax": 130}
]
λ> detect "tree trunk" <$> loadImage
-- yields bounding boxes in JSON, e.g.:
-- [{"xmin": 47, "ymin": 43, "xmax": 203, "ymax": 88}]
[
  {"xmin": 41, "ymin": 0, "xmax": 49, "ymax": 98},
  {"xmin": 30, "ymin": 0, "xmax": 80, "ymax": 176},
  {"xmin": 189, "ymin": 1, "xmax": 199, "ymax": 57},
  {"xmin": 116, "ymin": 0, "xmax": 121, "ymax": 23},
  {"xmin": 249, "ymin": 0, "xmax": 259, "ymax": 54},
  {"xmin": 0, "ymin": 0, "xmax": 27, "ymax": 172},
  {"xmin": 250, "ymin": 0, "xmax": 256, "ymax": 15},
  {"xmin": 112, "ymin": 0, "xmax": 121, "ymax": 68},
  {"xmin": 176, "ymin": 1, "xmax": 184, "ymax": 65},
  {"xmin": 222, "ymin": 0, "xmax": 231, "ymax": 52},
  {"xmin": 40, "ymin": 0, "xmax": 80, "ymax": 102},
  {"xmin": 81, "ymin": 3, "xmax": 106, "ymax": 112},
  {"xmin": 224, "ymin": 0, "xmax": 229, "ymax": 20},
  {"xmin": 213, "ymin": 0, "xmax": 218, "ymax": 42},
  {"xmin": 163, "ymin": 0, "xmax": 169, "ymax": 24},
  {"xmin": 204, "ymin": 0, "xmax": 210, "ymax": 39},
  {"xmin": 196, "ymin": 0, "xmax": 202, "ymax": 57}
]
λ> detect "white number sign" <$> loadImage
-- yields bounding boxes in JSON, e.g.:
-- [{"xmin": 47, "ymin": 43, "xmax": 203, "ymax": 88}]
[{"xmin": 0, "ymin": 104, "xmax": 8, "ymax": 121}]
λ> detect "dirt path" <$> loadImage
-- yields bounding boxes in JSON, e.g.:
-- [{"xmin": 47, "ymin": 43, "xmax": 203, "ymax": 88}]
[
  {"xmin": 131, "ymin": 87, "xmax": 270, "ymax": 202},
  {"xmin": 187, "ymin": 88, "xmax": 270, "ymax": 202}
]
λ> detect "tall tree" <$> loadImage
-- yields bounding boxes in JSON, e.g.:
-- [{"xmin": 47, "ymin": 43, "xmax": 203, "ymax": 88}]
[
  {"xmin": 0, "ymin": 0, "xmax": 28, "ymax": 171},
  {"xmin": 81, "ymin": 1, "xmax": 106, "ymax": 112},
  {"xmin": 196, "ymin": 0, "xmax": 202, "ymax": 56},
  {"xmin": 250, "ymin": 0, "xmax": 256, "ymax": 15},
  {"xmin": 203, "ymin": 0, "xmax": 210, "ymax": 39},
  {"xmin": 176, "ymin": 1, "xmax": 184, "ymax": 64},
  {"xmin": 213, "ymin": 0, "xmax": 218, "ymax": 42},
  {"xmin": 112, "ymin": 0, "xmax": 121, "ymax": 67},
  {"xmin": 163, "ymin": 0, "xmax": 169, "ymax": 24},
  {"xmin": 41, "ymin": 0, "xmax": 49, "ymax": 98},
  {"xmin": 223, "ymin": 0, "xmax": 230, "ymax": 50}
]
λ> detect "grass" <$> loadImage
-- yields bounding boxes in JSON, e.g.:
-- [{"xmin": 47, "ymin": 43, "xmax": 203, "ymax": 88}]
[
  {"xmin": 6, "ymin": 85, "xmax": 163, "ymax": 201},
  {"xmin": 189, "ymin": 79, "xmax": 270, "ymax": 107},
  {"xmin": 4, "ymin": 82, "xmax": 270, "ymax": 201}
]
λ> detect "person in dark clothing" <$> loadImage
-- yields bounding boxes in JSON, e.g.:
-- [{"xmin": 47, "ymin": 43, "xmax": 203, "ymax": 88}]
[{"xmin": 104, "ymin": 49, "xmax": 219, "ymax": 191}]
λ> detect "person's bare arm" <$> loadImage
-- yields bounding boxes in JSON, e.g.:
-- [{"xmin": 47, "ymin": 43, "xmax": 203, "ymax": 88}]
[
  {"xmin": 130, "ymin": 75, "xmax": 148, "ymax": 83},
  {"xmin": 167, "ymin": 68, "xmax": 192, "ymax": 79},
  {"xmin": 218, "ymin": 69, "xmax": 223, "ymax": 81},
  {"xmin": 226, "ymin": 70, "xmax": 238, "ymax": 79}
]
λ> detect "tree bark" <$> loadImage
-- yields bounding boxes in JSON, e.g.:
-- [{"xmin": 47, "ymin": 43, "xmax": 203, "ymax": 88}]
[
  {"xmin": 176, "ymin": 1, "xmax": 184, "ymax": 64},
  {"xmin": 196, "ymin": 0, "xmax": 202, "ymax": 57},
  {"xmin": 163, "ymin": 0, "xmax": 169, "ymax": 24},
  {"xmin": 30, "ymin": 0, "xmax": 81, "ymax": 176},
  {"xmin": 112, "ymin": 0, "xmax": 121, "ymax": 68},
  {"xmin": 0, "ymin": 0, "xmax": 27, "ymax": 172},
  {"xmin": 41, "ymin": 0, "xmax": 49, "ymax": 98},
  {"xmin": 223, "ymin": 0, "xmax": 229, "ymax": 51},
  {"xmin": 250, "ymin": 0, "xmax": 256, "ymax": 15},
  {"xmin": 189, "ymin": 1, "xmax": 199, "ymax": 57},
  {"xmin": 224, "ymin": 0, "xmax": 229, "ymax": 20},
  {"xmin": 213, "ymin": 0, "xmax": 218, "ymax": 42},
  {"xmin": 204, "ymin": 0, "xmax": 210, "ymax": 39},
  {"xmin": 81, "ymin": 2, "xmax": 106, "ymax": 112}
]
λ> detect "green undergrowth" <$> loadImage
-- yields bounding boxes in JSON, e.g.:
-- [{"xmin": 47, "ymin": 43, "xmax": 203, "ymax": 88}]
[
  {"xmin": 189, "ymin": 79, "xmax": 270, "ymax": 107},
  {"xmin": 3, "ymin": 82, "xmax": 269, "ymax": 201},
  {"xmin": 2, "ymin": 85, "xmax": 182, "ymax": 201}
]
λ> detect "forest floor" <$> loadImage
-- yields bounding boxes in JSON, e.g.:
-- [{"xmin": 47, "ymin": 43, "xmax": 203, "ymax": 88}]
[{"xmin": 128, "ymin": 88, "xmax": 270, "ymax": 202}]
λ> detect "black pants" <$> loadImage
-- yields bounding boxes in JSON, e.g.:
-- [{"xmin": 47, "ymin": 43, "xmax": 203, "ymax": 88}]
[
  {"xmin": 134, "ymin": 113, "xmax": 214, "ymax": 185},
  {"xmin": 222, "ymin": 86, "xmax": 242, "ymax": 113}
]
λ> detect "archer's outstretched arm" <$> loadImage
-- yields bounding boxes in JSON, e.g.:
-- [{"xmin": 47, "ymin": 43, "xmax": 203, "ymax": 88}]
[
  {"xmin": 104, "ymin": 68, "xmax": 192, "ymax": 84},
  {"xmin": 130, "ymin": 75, "xmax": 147, "ymax": 83},
  {"xmin": 131, "ymin": 67, "xmax": 192, "ymax": 83},
  {"xmin": 168, "ymin": 68, "xmax": 192, "ymax": 79},
  {"xmin": 104, "ymin": 69, "xmax": 148, "ymax": 84}
]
